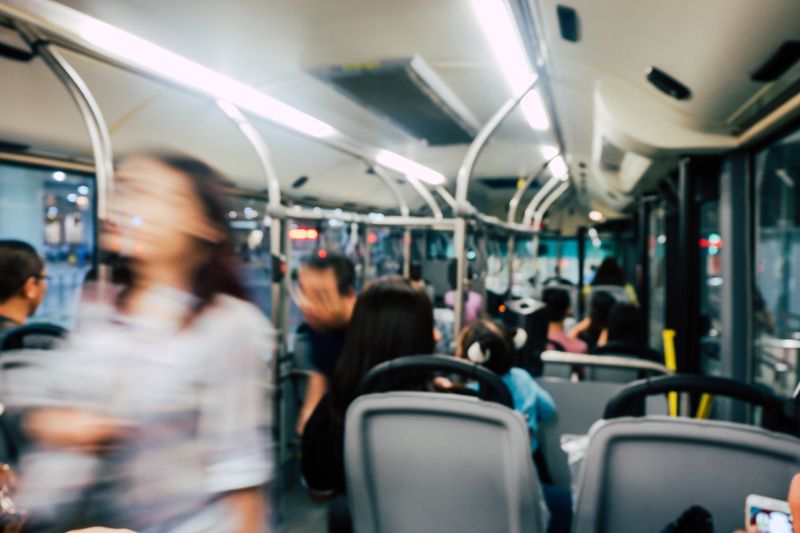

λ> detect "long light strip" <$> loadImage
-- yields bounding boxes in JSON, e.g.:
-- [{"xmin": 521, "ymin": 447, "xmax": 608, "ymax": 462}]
[
  {"xmin": 539, "ymin": 145, "xmax": 568, "ymax": 180},
  {"xmin": 376, "ymin": 150, "xmax": 446, "ymax": 186},
  {"xmin": 67, "ymin": 14, "xmax": 454, "ymax": 184},
  {"xmin": 471, "ymin": 0, "xmax": 550, "ymax": 131},
  {"xmin": 73, "ymin": 18, "xmax": 335, "ymax": 138}
]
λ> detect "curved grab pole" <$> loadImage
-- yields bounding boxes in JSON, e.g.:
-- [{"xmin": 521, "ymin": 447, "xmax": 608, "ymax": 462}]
[
  {"xmin": 370, "ymin": 166, "xmax": 412, "ymax": 277},
  {"xmin": 452, "ymin": 77, "xmax": 539, "ymax": 335},
  {"xmin": 23, "ymin": 28, "xmax": 114, "ymax": 277},
  {"xmin": 528, "ymin": 179, "xmax": 570, "ymax": 280},
  {"xmin": 214, "ymin": 100, "xmax": 287, "ymax": 489},
  {"xmin": 521, "ymin": 175, "xmax": 561, "ymax": 226},
  {"xmin": 215, "ymin": 101, "xmax": 284, "ymax": 329},
  {"xmin": 507, "ymin": 175, "xmax": 562, "ymax": 292},
  {"xmin": 406, "ymin": 175, "xmax": 443, "ymax": 220},
  {"xmin": 435, "ymin": 185, "xmax": 457, "ymax": 211},
  {"xmin": 505, "ymin": 156, "xmax": 558, "ymax": 294}
]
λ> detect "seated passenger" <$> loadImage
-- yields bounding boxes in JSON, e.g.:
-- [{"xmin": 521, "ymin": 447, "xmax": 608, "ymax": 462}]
[
  {"xmin": 301, "ymin": 276, "xmax": 435, "ymax": 530},
  {"xmin": 295, "ymin": 254, "xmax": 357, "ymax": 436},
  {"xmin": 455, "ymin": 319, "xmax": 569, "ymax": 533},
  {"xmin": 569, "ymin": 290, "xmax": 614, "ymax": 350},
  {"xmin": 542, "ymin": 287, "xmax": 587, "ymax": 353},
  {"xmin": 594, "ymin": 303, "xmax": 659, "ymax": 360},
  {"xmin": 456, "ymin": 318, "xmax": 556, "ymax": 454},
  {"xmin": 587, "ymin": 257, "xmax": 638, "ymax": 305},
  {"xmin": 443, "ymin": 260, "xmax": 483, "ymax": 323},
  {"xmin": 0, "ymin": 240, "xmax": 48, "ymax": 336}
]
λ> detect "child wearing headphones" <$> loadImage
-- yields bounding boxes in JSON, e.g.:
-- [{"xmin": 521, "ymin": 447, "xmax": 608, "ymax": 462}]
[
  {"xmin": 456, "ymin": 318, "xmax": 556, "ymax": 454},
  {"xmin": 457, "ymin": 318, "xmax": 571, "ymax": 533}
]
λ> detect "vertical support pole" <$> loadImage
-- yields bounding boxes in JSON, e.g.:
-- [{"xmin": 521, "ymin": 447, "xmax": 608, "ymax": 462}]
[
  {"xmin": 370, "ymin": 166, "xmax": 412, "ymax": 277},
  {"xmin": 577, "ymin": 227, "xmax": 587, "ymax": 317},
  {"xmin": 364, "ymin": 226, "xmax": 373, "ymax": 282},
  {"xmin": 638, "ymin": 198, "xmax": 652, "ymax": 347},
  {"xmin": 675, "ymin": 158, "xmax": 701, "ymax": 374},
  {"xmin": 719, "ymin": 151, "xmax": 752, "ymax": 422},
  {"xmin": 453, "ymin": 218, "xmax": 468, "ymax": 336}
]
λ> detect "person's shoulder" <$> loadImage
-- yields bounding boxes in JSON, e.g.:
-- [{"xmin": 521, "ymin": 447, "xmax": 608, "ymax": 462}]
[
  {"xmin": 205, "ymin": 295, "xmax": 273, "ymax": 332},
  {"xmin": 508, "ymin": 367, "xmax": 536, "ymax": 387}
]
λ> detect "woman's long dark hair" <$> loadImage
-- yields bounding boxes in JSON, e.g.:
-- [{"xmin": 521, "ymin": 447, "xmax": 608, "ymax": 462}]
[
  {"xmin": 330, "ymin": 276, "xmax": 434, "ymax": 420},
  {"xmin": 592, "ymin": 257, "xmax": 628, "ymax": 286},
  {"xmin": 116, "ymin": 152, "xmax": 247, "ymax": 321},
  {"xmin": 585, "ymin": 290, "xmax": 615, "ymax": 346}
]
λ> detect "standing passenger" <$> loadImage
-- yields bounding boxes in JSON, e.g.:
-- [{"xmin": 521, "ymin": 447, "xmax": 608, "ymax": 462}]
[
  {"xmin": 12, "ymin": 152, "xmax": 272, "ymax": 532},
  {"xmin": 542, "ymin": 287, "xmax": 588, "ymax": 354},
  {"xmin": 0, "ymin": 240, "xmax": 48, "ymax": 334},
  {"xmin": 295, "ymin": 254, "xmax": 356, "ymax": 435}
]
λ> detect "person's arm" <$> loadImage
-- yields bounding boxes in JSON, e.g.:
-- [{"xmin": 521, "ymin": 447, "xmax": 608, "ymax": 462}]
[
  {"xmin": 201, "ymin": 309, "xmax": 273, "ymax": 532},
  {"xmin": 569, "ymin": 317, "xmax": 591, "ymax": 338},
  {"xmin": 531, "ymin": 378, "xmax": 557, "ymax": 422},
  {"xmin": 297, "ymin": 371, "xmax": 327, "ymax": 436},
  {"xmin": 225, "ymin": 487, "xmax": 268, "ymax": 533}
]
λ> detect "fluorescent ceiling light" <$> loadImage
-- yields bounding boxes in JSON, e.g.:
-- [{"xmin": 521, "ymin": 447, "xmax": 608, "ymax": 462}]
[
  {"xmin": 52, "ymin": 170, "xmax": 66, "ymax": 182},
  {"xmin": 521, "ymin": 91, "xmax": 549, "ymax": 130},
  {"xmin": 588, "ymin": 210, "xmax": 605, "ymax": 222},
  {"xmin": 471, "ymin": 0, "xmax": 549, "ymax": 131},
  {"xmin": 376, "ymin": 150, "xmax": 446, "ymax": 186},
  {"xmin": 76, "ymin": 19, "xmax": 335, "ymax": 138},
  {"xmin": 548, "ymin": 155, "xmax": 569, "ymax": 180},
  {"xmin": 540, "ymin": 145, "xmax": 559, "ymax": 160}
]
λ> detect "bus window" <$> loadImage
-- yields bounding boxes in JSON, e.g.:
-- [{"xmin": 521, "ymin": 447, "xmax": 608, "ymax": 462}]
[
  {"xmin": 0, "ymin": 163, "xmax": 95, "ymax": 328},
  {"xmin": 753, "ymin": 125, "xmax": 800, "ymax": 396}
]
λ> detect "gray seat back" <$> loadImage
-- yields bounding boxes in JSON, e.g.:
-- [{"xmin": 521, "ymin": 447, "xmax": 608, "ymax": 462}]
[
  {"xmin": 345, "ymin": 392, "xmax": 544, "ymax": 533},
  {"xmin": 539, "ymin": 378, "xmax": 627, "ymax": 490},
  {"xmin": 573, "ymin": 417, "xmax": 800, "ymax": 533}
]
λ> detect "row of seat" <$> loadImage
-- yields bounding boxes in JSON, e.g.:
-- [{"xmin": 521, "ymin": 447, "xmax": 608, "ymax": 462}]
[{"xmin": 340, "ymin": 356, "xmax": 800, "ymax": 533}]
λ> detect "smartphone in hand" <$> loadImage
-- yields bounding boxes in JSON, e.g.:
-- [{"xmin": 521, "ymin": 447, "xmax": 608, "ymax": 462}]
[{"xmin": 746, "ymin": 494, "xmax": 793, "ymax": 533}]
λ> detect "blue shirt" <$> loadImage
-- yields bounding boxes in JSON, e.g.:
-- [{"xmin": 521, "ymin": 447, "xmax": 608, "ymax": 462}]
[
  {"xmin": 471, "ymin": 367, "xmax": 556, "ymax": 452},
  {"xmin": 503, "ymin": 368, "xmax": 556, "ymax": 452}
]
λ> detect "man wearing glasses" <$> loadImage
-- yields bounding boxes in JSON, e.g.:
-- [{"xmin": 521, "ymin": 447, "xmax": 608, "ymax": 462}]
[{"xmin": 0, "ymin": 240, "xmax": 48, "ymax": 334}]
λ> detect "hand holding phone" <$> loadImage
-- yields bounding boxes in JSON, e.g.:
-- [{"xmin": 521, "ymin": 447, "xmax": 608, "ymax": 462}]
[{"xmin": 746, "ymin": 494, "xmax": 793, "ymax": 533}]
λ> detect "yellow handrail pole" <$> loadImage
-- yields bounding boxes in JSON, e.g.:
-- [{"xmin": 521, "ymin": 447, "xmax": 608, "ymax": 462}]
[
  {"xmin": 663, "ymin": 329, "xmax": 678, "ymax": 416},
  {"xmin": 696, "ymin": 393, "xmax": 715, "ymax": 419}
]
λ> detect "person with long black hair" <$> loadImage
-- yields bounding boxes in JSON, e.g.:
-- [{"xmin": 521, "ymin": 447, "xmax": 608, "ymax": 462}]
[
  {"xmin": 12, "ymin": 152, "xmax": 272, "ymax": 532},
  {"xmin": 302, "ymin": 276, "xmax": 435, "ymax": 531}
]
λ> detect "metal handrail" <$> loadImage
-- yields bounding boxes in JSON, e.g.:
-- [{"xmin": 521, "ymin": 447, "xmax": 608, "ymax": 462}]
[
  {"xmin": 542, "ymin": 350, "xmax": 671, "ymax": 375},
  {"xmin": 452, "ymin": 78, "xmax": 539, "ymax": 335},
  {"xmin": 0, "ymin": 0, "xmax": 446, "ymax": 205}
]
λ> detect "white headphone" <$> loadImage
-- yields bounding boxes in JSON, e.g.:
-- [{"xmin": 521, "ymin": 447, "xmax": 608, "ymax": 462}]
[
  {"xmin": 512, "ymin": 327, "xmax": 528, "ymax": 349},
  {"xmin": 467, "ymin": 341, "xmax": 490, "ymax": 364}
]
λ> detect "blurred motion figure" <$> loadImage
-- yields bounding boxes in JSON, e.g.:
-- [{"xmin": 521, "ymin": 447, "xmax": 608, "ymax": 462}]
[{"xmin": 8, "ymin": 153, "xmax": 273, "ymax": 532}]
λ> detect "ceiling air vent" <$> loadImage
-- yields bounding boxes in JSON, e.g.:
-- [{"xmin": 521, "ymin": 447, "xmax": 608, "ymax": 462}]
[
  {"xmin": 314, "ymin": 56, "xmax": 479, "ymax": 146},
  {"xmin": 599, "ymin": 137, "xmax": 625, "ymax": 172},
  {"xmin": 480, "ymin": 178, "xmax": 522, "ymax": 190}
]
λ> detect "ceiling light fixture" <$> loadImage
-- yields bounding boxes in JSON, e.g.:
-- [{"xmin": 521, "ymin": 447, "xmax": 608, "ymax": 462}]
[
  {"xmin": 376, "ymin": 150, "xmax": 446, "ymax": 186},
  {"xmin": 471, "ymin": 0, "xmax": 550, "ymax": 131}
]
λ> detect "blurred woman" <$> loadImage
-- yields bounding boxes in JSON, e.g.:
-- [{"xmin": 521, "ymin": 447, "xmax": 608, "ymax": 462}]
[
  {"xmin": 569, "ymin": 290, "xmax": 615, "ymax": 349},
  {"xmin": 589, "ymin": 257, "xmax": 638, "ymax": 305},
  {"xmin": 302, "ymin": 276, "xmax": 434, "ymax": 532},
  {"xmin": 12, "ymin": 153, "xmax": 272, "ymax": 532}
]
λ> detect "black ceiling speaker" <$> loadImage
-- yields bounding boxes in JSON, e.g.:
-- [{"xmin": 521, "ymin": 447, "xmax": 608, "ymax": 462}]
[
  {"xmin": 556, "ymin": 5, "xmax": 579, "ymax": 42},
  {"xmin": 752, "ymin": 41, "xmax": 800, "ymax": 82},
  {"xmin": 646, "ymin": 66, "xmax": 691, "ymax": 100},
  {"xmin": 291, "ymin": 175, "xmax": 309, "ymax": 189}
]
